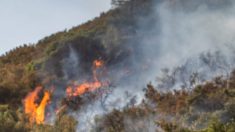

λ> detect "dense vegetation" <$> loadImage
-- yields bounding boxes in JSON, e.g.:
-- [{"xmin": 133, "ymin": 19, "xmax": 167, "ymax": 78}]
[
  {"xmin": 94, "ymin": 71, "xmax": 235, "ymax": 131},
  {"xmin": 0, "ymin": 0, "xmax": 235, "ymax": 131},
  {"xmin": 1, "ymin": 70, "xmax": 235, "ymax": 131}
]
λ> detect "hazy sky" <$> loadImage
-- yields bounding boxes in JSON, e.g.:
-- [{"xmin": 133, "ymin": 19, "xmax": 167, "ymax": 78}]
[{"xmin": 0, "ymin": 0, "xmax": 111, "ymax": 55}]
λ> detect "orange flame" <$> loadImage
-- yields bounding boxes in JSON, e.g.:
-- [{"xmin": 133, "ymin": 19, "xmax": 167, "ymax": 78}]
[
  {"xmin": 35, "ymin": 91, "xmax": 50, "ymax": 124},
  {"xmin": 73, "ymin": 81, "xmax": 102, "ymax": 96},
  {"xmin": 94, "ymin": 60, "xmax": 104, "ymax": 68},
  {"xmin": 24, "ymin": 86, "xmax": 50, "ymax": 124},
  {"xmin": 66, "ymin": 60, "xmax": 107, "ymax": 97},
  {"xmin": 24, "ymin": 59, "xmax": 108, "ymax": 124}
]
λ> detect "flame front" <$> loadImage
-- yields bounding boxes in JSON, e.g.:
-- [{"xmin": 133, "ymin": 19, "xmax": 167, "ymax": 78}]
[
  {"xmin": 24, "ymin": 87, "xmax": 50, "ymax": 124},
  {"xmin": 73, "ymin": 81, "xmax": 102, "ymax": 96},
  {"xmin": 24, "ymin": 59, "xmax": 108, "ymax": 124},
  {"xmin": 66, "ymin": 60, "xmax": 107, "ymax": 97}
]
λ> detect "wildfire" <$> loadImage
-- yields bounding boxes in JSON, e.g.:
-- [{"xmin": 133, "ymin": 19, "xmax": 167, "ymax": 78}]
[
  {"xmin": 66, "ymin": 59, "xmax": 108, "ymax": 97},
  {"xmin": 35, "ymin": 91, "xmax": 50, "ymax": 124},
  {"xmin": 24, "ymin": 86, "xmax": 50, "ymax": 124},
  {"xmin": 24, "ymin": 59, "xmax": 108, "ymax": 124},
  {"xmin": 93, "ymin": 60, "xmax": 104, "ymax": 67},
  {"xmin": 73, "ymin": 81, "xmax": 102, "ymax": 96}
]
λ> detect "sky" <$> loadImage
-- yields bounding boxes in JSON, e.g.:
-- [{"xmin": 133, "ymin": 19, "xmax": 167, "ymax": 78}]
[{"xmin": 0, "ymin": 0, "xmax": 111, "ymax": 55}]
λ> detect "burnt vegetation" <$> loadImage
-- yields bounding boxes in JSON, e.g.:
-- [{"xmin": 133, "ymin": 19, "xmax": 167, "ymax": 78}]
[{"xmin": 0, "ymin": 0, "xmax": 235, "ymax": 131}]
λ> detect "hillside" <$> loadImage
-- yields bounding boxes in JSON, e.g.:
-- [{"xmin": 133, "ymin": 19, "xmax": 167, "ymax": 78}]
[
  {"xmin": 1, "ymin": 0, "xmax": 235, "ymax": 131},
  {"xmin": 0, "ymin": 0, "xmax": 152, "ymax": 105}
]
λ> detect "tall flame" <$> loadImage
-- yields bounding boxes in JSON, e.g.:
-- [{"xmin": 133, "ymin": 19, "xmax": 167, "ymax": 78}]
[
  {"xmin": 24, "ymin": 86, "xmax": 50, "ymax": 124},
  {"xmin": 35, "ymin": 91, "xmax": 50, "ymax": 124},
  {"xmin": 24, "ymin": 59, "xmax": 108, "ymax": 124}
]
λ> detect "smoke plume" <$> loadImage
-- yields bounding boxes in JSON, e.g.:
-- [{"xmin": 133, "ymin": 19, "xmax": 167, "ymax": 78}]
[{"xmin": 42, "ymin": 0, "xmax": 235, "ymax": 131}]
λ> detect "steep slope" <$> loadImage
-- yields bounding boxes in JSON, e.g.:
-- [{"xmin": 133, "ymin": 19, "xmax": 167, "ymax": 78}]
[
  {"xmin": 0, "ymin": 0, "xmax": 153, "ymax": 106},
  {"xmin": 1, "ymin": 0, "xmax": 235, "ymax": 131}
]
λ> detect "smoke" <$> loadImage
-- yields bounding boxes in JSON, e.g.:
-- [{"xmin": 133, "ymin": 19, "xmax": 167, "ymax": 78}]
[
  {"xmin": 142, "ymin": 0, "xmax": 234, "ymax": 68},
  {"xmin": 100, "ymin": 0, "xmax": 235, "ymax": 109},
  {"xmin": 123, "ymin": 0, "xmax": 235, "ymax": 88},
  {"xmin": 89, "ymin": 0, "xmax": 235, "ymax": 131},
  {"xmin": 62, "ymin": 46, "xmax": 80, "ymax": 80},
  {"xmin": 123, "ymin": 115, "xmax": 161, "ymax": 132},
  {"xmin": 42, "ymin": 0, "xmax": 235, "ymax": 131}
]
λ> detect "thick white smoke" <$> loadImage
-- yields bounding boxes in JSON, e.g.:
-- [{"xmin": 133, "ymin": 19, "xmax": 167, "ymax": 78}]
[{"xmin": 50, "ymin": 0, "xmax": 235, "ymax": 131}]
